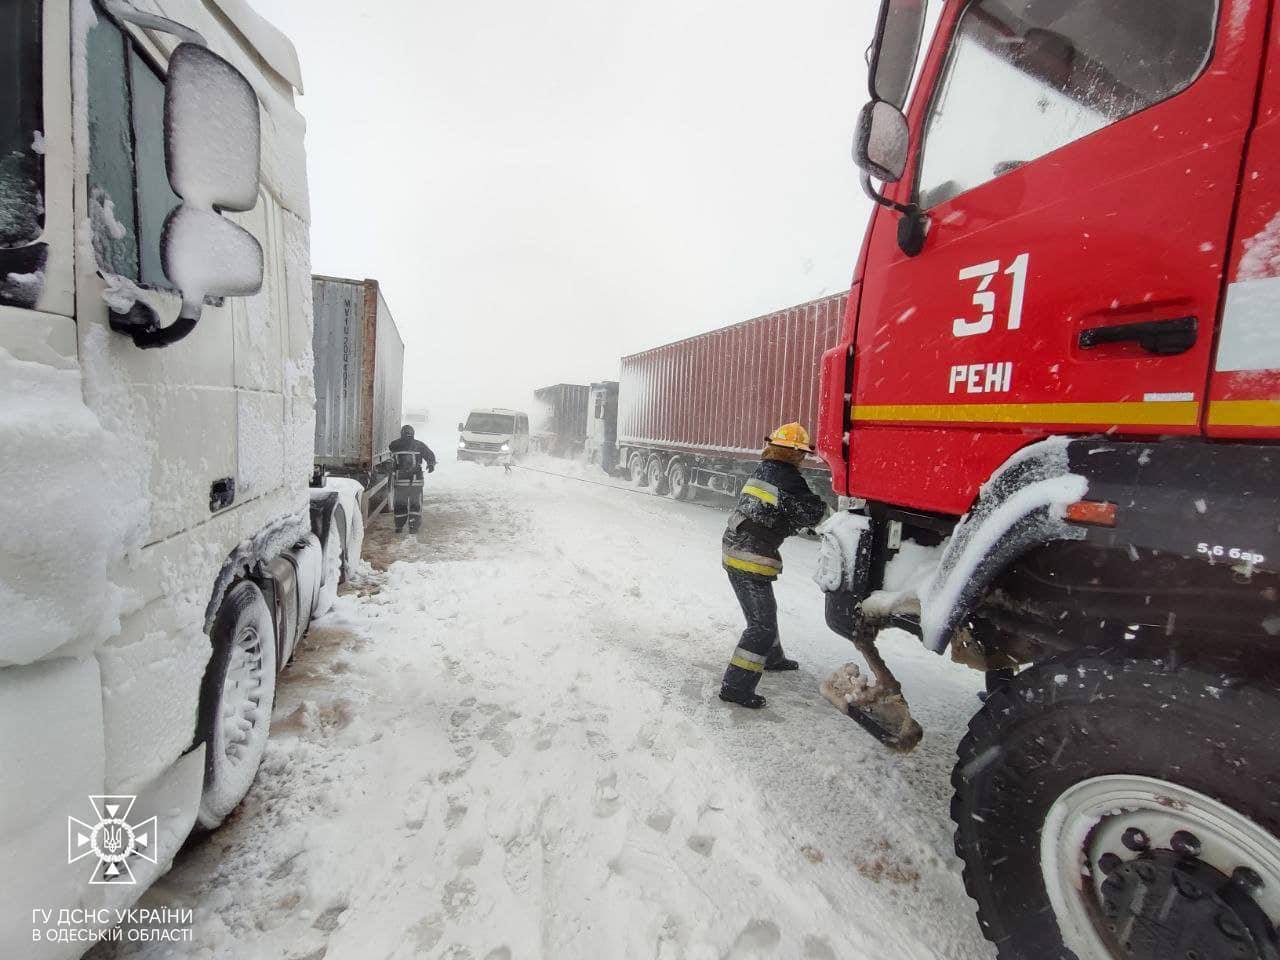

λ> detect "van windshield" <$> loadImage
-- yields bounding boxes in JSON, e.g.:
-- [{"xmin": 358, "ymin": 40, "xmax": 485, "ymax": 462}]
[
  {"xmin": 465, "ymin": 413, "xmax": 516, "ymax": 435},
  {"xmin": 0, "ymin": 0, "xmax": 44, "ymax": 248}
]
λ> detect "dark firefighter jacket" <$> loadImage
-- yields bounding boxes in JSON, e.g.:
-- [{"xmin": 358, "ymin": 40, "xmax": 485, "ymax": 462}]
[
  {"xmin": 722, "ymin": 459, "xmax": 826, "ymax": 579},
  {"xmin": 389, "ymin": 436, "xmax": 437, "ymax": 480}
]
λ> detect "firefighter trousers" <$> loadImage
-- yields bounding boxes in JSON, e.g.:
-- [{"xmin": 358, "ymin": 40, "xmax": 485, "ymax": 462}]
[
  {"xmin": 722, "ymin": 568, "xmax": 789, "ymax": 694},
  {"xmin": 393, "ymin": 480, "xmax": 423, "ymax": 533}
]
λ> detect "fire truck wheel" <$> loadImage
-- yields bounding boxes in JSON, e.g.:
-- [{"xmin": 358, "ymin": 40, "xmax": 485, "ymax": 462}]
[
  {"xmin": 646, "ymin": 456, "xmax": 670, "ymax": 495},
  {"xmin": 667, "ymin": 459, "xmax": 694, "ymax": 500},
  {"xmin": 628, "ymin": 451, "xmax": 649, "ymax": 487},
  {"xmin": 196, "ymin": 581, "xmax": 277, "ymax": 829},
  {"xmin": 952, "ymin": 651, "xmax": 1280, "ymax": 960}
]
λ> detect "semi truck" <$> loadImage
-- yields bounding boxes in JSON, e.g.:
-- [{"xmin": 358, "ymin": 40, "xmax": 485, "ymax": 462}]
[
  {"xmin": 0, "ymin": 2, "xmax": 361, "ymax": 954},
  {"xmin": 816, "ymin": 1, "xmax": 1280, "ymax": 958},
  {"xmin": 585, "ymin": 380, "xmax": 619, "ymax": 472},
  {"xmin": 615, "ymin": 292, "xmax": 846, "ymax": 501},
  {"xmin": 312, "ymin": 274, "xmax": 405, "ymax": 518},
  {"xmin": 531, "ymin": 382, "xmax": 589, "ymax": 457}
]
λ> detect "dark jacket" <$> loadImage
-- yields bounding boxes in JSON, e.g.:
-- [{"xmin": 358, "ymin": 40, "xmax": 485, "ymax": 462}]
[
  {"xmin": 722, "ymin": 459, "xmax": 826, "ymax": 578},
  {"xmin": 389, "ymin": 436, "xmax": 437, "ymax": 479}
]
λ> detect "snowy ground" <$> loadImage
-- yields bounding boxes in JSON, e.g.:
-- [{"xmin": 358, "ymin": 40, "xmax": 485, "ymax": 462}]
[{"xmin": 92, "ymin": 448, "xmax": 994, "ymax": 960}]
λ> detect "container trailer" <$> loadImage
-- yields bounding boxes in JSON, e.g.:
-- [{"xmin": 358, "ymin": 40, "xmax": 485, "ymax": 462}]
[
  {"xmin": 815, "ymin": 1, "xmax": 1280, "ymax": 957},
  {"xmin": 616, "ymin": 293, "xmax": 847, "ymax": 502},
  {"xmin": 0, "ymin": 2, "xmax": 361, "ymax": 955},
  {"xmin": 311, "ymin": 275, "xmax": 405, "ymax": 518}
]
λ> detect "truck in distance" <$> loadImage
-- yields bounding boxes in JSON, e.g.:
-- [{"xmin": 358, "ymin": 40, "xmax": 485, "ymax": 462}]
[
  {"xmin": 615, "ymin": 293, "xmax": 846, "ymax": 503},
  {"xmin": 312, "ymin": 274, "xmax": 406, "ymax": 518},
  {"xmin": 814, "ymin": 1, "xmax": 1280, "ymax": 957},
  {"xmin": 457, "ymin": 407, "xmax": 531, "ymax": 463},
  {"xmin": 532, "ymin": 382, "xmax": 590, "ymax": 457}
]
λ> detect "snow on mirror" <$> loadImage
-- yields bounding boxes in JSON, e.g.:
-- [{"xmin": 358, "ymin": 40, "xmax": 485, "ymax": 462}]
[
  {"xmin": 855, "ymin": 100, "xmax": 909, "ymax": 183},
  {"xmin": 161, "ymin": 42, "xmax": 263, "ymax": 324}
]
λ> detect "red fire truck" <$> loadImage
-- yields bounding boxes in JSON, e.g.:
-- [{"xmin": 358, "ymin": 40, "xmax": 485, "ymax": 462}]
[{"xmin": 815, "ymin": 1, "xmax": 1280, "ymax": 958}]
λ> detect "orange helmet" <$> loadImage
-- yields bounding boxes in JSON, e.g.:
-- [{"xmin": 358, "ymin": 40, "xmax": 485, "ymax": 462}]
[{"xmin": 766, "ymin": 422, "xmax": 813, "ymax": 452}]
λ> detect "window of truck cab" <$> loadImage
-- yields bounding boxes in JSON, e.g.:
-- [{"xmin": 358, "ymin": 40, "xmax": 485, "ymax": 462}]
[
  {"xmin": 85, "ymin": 0, "xmax": 180, "ymax": 290},
  {"xmin": 914, "ymin": 0, "xmax": 1218, "ymax": 210},
  {"xmin": 0, "ymin": 0, "xmax": 43, "ymax": 252}
]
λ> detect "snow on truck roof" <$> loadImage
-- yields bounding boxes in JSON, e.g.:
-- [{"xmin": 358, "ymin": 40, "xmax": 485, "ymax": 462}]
[
  {"xmin": 469, "ymin": 408, "xmax": 524, "ymax": 416},
  {"xmin": 207, "ymin": 0, "xmax": 304, "ymax": 92}
]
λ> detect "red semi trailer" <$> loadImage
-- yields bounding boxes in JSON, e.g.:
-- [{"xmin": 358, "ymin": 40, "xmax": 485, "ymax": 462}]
[
  {"xmin": 616, "ymin": 292, "xmax": 847, "ymax": 502},
  {"xmin": 814, "ymin": 2, "xmax": 1280, "ymax": 958}
]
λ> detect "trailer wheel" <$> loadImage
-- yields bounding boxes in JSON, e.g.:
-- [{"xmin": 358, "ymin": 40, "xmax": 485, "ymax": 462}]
[
  {"xmin": 952, "ymin": 651, "xmax": 1280, "ymax": 960},
  {"xmin": 196, "ymin": 581, "xmax": 277, "ymax": 829},
  {"xmin": 667, "ymin": 459, "xmax": 694, "ymax": 500},
  {"xmin": 646, "ymin": 456, "xmax": 669, "ymax": 495},
  {"xmin": 628, "ymin": 451, "xmax": 649, "ymax": 486}
]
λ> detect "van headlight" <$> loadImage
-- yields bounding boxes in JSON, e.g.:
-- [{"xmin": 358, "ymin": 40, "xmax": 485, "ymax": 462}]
[
  {"xmin": 501, "ymin": 443, "xmax": 511, "ymax": 452},
  {"xmin": 458, "ymin": 440, "xmax": 467, "ymax": 449}
]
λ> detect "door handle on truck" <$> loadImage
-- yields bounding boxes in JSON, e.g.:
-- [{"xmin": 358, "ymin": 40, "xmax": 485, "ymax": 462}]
[{"xmin": 1078, "ymin": 316, "xmax": 1197, "ymax": 356}]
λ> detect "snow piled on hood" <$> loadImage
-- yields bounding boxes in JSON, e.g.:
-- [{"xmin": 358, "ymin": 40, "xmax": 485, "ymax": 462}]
[{"xmin": 0, "ymin": 346, "xmax": 147, "ymax": 665}]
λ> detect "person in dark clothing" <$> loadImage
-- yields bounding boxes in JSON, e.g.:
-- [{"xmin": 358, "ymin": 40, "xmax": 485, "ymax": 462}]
[
  {"xmin": 388, "ymin": 425, "xmax": 436, "ymax": 533},
  {"xmin": 719, "ymin": 422, "xmax": 827, "ymax": 709}
]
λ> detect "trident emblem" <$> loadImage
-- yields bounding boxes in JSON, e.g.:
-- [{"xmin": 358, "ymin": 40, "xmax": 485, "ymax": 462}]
[{"xmin": 68, "ymin": 796, "xmax": 159, "ymax": 885}]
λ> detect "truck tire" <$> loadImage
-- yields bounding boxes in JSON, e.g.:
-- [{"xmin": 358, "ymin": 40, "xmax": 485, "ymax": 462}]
[
  {"xmin": 667, "ymin": 459, "xmax": 694, "ymax": 500},
  {"xmin": 314, "ymin": 509, "xmax": 343, "ymax": 618},
  {"xmin": 196, "ymin": 581, "xmax": 278, "ymax": 829},
  {"xmin": 952, "ymin": 651, "xmax": 1280, "ymax": 960},
  {"xmin": 646, "ymin": 456, "xmax": 670, "ymax": 495},
  {"xmin": 628, "ymin": 451, "xmax": 648, "ymax": 487}
]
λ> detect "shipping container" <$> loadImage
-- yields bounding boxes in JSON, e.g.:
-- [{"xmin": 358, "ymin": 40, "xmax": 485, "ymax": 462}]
[
  {"xmin": 532, "ymin": 383, "xmax": 590, "ymax": 457},
  {"xmin": 615, "ymin": 292, "xmax": 847, "ymax": 502},
  {"xmin": 312, "ymin": 275, "xmax": 406, "ymax": 510}
]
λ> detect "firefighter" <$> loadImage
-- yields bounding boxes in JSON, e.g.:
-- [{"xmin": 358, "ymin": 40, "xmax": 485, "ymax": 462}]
[
  {"xmin": 719, "ymin": 423, "xmax": 827, "ymax": 709},
  {"xmin": 388, "ymin": 425, "xmax": 436, "ymax": 533}
]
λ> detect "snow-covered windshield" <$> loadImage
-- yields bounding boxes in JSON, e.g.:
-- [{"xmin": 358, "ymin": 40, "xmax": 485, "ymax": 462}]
[
  {"xmin": 0, "ymin": 0, "xmax": 44, "ymax": 248},
  {"xmin": 465, "ymin": 413, "xmax": 516, "ymax": 435}
]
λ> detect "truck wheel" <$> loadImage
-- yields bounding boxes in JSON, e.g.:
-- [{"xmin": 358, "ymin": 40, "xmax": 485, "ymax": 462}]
[
  {"xmin": 314, "ymin": 510, "xmax": 343, "ymax": 618},
  {"xmin": 667, "ymin": 459, "xmax": 694, "ymax": 500},
  {"xmin": 952, "ymin": 651, "xmax": 1280, "ymax": 960},
  {"xmin": 646, "ymin": 456, "xmax": 669, "ymax": 495},
  {"xmin": 196, "ymin": 581, "xmax": 277, "ymax": 829},
  {"xmin": 628, "ymin": 451, "xmax": 648, "ymax": 487}
]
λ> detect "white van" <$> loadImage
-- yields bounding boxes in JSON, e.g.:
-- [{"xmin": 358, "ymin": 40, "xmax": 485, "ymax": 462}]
[
  {"xmin": 457, "ymin": 408, "xmax": 530, "ymax": 463},
  {"xmin": 0, "ymin": 2, "xmax": 353, "ymax": 954}
]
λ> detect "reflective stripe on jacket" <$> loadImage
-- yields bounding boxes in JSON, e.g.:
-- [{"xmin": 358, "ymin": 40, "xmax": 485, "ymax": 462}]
[{"xmin": 721, "ymin": 459, "xmax": 826, "ymax": 578}]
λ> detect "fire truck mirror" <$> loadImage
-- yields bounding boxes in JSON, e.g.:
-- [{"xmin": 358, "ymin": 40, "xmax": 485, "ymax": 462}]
[
  {"xmin": 854, "ymin": 100, "xmax": 909, "ymax": 183},
  {"xmin": 869, "ymin": 0, "xmax": 927, "ymax": 109}
]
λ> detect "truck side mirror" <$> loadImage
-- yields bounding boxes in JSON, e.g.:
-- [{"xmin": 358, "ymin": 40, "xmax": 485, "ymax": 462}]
[
  {"xmin": 144, "ymin": 43, "xmax": 263, "ymax": 346},
  {"xmin": 854, "ymin": 100, "xmax": 909, "ymax": 183},
  {"xmin": 458, "ymin": 422, "xmax": 465, "ymax": 432}
]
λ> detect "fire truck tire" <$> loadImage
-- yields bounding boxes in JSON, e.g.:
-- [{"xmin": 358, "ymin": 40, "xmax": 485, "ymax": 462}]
[
  {"xmin": 628, "ymin": 451, "xmax": 649, "ymax": 487},
  {"xmin": 646, "ymin": 456, "xmax": 670, "ymax": 495},
  {"xmin": 952, "ymin": 651, "xmax": 1280, "ymax": 960},
  {"xmin": 196, "ymin": 581, "xmax": 277, "ymax": 829},
  {"xmin": 667, "ymin": 459, "xmax": 694, "ymax": 500}
]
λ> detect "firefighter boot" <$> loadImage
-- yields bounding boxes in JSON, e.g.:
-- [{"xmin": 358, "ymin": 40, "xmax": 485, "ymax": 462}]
[{"xmin": 719, "ymin": 685, "xmax": 766, "ymax": 709}]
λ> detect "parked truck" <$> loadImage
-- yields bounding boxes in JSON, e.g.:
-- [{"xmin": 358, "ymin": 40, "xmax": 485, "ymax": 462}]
[
  {"xmin": 531, "ymin": 382, "xmax": 589, "ymax": 457},
  {"xmin": 615, "ymin": 293, "xmax": 846, "ymax": 501},
  {"xmin": 0, "ymin": 3, "xmax": 360, "ymax": 955},
  {"xmin": 815, "ymin": 1, "xmax": 1280, "ymax": 958},
  {"xmin": 585, "ymin": 380, "xmax": 620, "ymax": 472},
  {"xmin": 312, "ymin": 274, "xmax": 405, "ymax": 518}
]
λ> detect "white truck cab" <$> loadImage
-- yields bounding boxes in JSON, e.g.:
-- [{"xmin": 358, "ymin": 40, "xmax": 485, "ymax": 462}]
[
  {"xmin": 0, "ymin": 2, "xmax": 352, "ymax": 954},
  {"xmin": 457, "ymin": 407, "xmax": 530, "ymax": 463}
]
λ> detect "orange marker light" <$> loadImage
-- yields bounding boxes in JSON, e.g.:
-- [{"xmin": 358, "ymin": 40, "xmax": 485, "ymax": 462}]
[{"xmin": 1065, "ymin": 500, "xmax": 1118, "ymax": 527}]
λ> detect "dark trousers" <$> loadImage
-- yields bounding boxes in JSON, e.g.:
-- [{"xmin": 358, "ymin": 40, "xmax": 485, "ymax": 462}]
[
  {"xmin": 722, "ymin": 568, "xmax": 787, "ymax": 693},
  {"xmin": 393, "ymin": 480, "xmax": 423, "ymax": 532}
]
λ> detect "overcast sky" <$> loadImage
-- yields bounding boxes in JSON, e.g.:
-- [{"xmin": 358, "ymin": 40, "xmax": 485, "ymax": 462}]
[{"xmin": 253, "ymin": 0, "xmax": 877, "ymax": 423}]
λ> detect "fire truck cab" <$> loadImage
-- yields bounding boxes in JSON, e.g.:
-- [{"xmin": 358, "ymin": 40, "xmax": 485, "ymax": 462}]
[{"xmin": 816, "ymin": 1, "xmax": 1280, "ymax": 957}]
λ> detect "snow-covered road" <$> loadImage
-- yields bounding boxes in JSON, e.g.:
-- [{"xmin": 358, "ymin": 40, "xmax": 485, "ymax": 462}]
[{"xmin": 94, "ymin": 453, "xmax": 995, "ymax": 960}]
